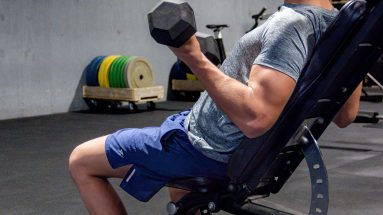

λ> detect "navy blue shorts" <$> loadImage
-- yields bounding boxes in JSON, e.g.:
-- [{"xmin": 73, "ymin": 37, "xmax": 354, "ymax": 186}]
[{"xmin": 105, "ymin": 111, "xmax": 227, "ymax": 202}]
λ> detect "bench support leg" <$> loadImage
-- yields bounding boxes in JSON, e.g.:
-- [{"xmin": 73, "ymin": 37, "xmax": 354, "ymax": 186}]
[{"xmin": 301, "ymin": 127, "xmax": 329, "ymax": 215}]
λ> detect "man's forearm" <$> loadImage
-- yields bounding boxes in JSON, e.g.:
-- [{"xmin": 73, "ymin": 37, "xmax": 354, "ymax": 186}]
[{"xmin": 333, "ymin": 82, "xmax": 362, "ymax": 128}]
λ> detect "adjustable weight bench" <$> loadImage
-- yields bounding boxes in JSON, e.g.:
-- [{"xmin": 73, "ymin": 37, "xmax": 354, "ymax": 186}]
[{"xmin": 164, "ymin": 0, "xmax": 383, "ymax": 214}]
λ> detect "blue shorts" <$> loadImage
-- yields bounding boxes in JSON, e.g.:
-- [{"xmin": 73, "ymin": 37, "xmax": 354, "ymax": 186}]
[{"xmin": 105, "ymin": 111, "xmax": 227, "ymax": 202}]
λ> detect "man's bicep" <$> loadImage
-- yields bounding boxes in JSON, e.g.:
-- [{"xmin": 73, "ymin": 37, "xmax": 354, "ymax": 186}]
[{"xmin": 248, "ymin": 64, "xmax": 296, "ymax": 124}]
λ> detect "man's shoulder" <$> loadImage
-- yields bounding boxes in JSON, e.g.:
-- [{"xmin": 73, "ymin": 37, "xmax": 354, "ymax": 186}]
[
  {"xmin": 263, "ymin": 7, "xmax": 312, "ymax": 38},
  {"xmin": 270, "ymin": 7, "xmax": 310, "ymax": 27},
  {"xmin": 274, "ymin": 4, "xmax": 339, "ymax": 32}
]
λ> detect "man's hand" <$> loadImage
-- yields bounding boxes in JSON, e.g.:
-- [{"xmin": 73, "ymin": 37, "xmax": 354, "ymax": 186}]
[{"xmin": 168, "ymin": 35, "xmax": 204, "ymax": 70}]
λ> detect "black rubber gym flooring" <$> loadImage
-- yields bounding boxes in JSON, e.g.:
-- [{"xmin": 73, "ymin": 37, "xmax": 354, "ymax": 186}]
[{"xmin": 1, "ymin": 101, "xmax": 382, "ymax": 215}]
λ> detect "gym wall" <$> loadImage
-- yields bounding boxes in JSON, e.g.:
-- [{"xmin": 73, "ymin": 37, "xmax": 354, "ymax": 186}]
[{"xmin": 0, "ymin": 0, "xmax": 282, "ymax": 120}]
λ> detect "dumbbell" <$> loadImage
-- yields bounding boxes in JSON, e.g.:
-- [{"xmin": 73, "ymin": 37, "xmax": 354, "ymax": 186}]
[
  {"xmin": 148, "ymin": 0, "xmax": 196, "ymax": 48},
  {"xmin": 148, "ymin": 1, "xmax": 221, "ymax": 65},
  {"xmin": 196, "ymin": 32, "xmax": 221, "ymax": 65}
]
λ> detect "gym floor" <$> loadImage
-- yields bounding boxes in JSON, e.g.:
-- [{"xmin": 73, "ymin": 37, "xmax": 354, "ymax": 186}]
[{"xmin": 0, "ymin": 101, "xmax": 382, "ymax": 215}]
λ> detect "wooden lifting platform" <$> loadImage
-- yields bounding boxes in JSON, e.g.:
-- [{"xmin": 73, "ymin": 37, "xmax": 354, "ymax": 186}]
[
  {"xmin": 171, "ymin": 79, "xmax": 204, "ymax": 92},
  {"xmin": 82, "ymin": 85, "xmax": 164, "ymax": 111}
]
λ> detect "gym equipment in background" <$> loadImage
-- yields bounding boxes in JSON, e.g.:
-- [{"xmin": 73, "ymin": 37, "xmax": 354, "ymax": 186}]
[
  {"xmin": 356, "ymin": 54, "xmax": 383, "ymax": 123},
  {"xmin": 355, "ymin": 110, "xmax": 383, "ymax": 123},
  {"xmin": 361, "ymin": 54, "xmax": 383, "ymax": 102},
  {"xmin": 206, "ymin": 24, "xmax": 229, "ymax": 62},
  {"xmin": 83, "ymin": 55, "xmax": 163, "ymax": 111},
  {"xmin": 246, "ymin": 7, "xmax": 267, "ymax": 33}
]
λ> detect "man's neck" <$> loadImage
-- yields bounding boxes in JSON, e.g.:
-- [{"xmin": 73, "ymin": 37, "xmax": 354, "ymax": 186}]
[{"xmin": 284, "ymin": 0, "xmax": 334, "ymax": 10}]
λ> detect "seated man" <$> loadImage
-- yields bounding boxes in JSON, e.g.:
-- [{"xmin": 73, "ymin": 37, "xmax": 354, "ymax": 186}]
[{"xmin": 69, "ymin": 0, "xmax": 362, "ymax": 214}]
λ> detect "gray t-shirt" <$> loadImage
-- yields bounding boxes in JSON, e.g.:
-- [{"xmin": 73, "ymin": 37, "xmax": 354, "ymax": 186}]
[{"xmin": 185, "ymin": 3, "xmax": 338, "ymax": 163}]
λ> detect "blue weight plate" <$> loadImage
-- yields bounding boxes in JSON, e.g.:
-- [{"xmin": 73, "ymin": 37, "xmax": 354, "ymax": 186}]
[
  {"xmin": 169, "ymin": 60, "xmax": 188, "ymax": 80},
  {"xmin": 86, "ymin": 56, "xmax": 105, "ymax": 86},
  {"xmin": 84, "ymin": 63, "xmax": 92, "ymax": 85}
]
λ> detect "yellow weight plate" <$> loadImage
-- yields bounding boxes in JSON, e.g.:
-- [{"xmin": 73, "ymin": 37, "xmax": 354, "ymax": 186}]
[
  {"xmin": 98, "ymin": 56, "xmax": 107, "ymax": 87},
  {"xmin": 125, "ymin": 56, "xmax": 155, "ymax": 88},
  {"xmin": 98, "ymin": 55, "xmax": 119, "ymax": 88},
  {"xmin": 186, "ymin": 73, "xmax": 198, "ymax": 80}
]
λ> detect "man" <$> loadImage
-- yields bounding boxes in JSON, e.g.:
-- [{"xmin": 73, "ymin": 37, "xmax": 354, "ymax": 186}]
[{"xmin": 69, "ymin": 0, "xmax": 362, "ymax": 214}]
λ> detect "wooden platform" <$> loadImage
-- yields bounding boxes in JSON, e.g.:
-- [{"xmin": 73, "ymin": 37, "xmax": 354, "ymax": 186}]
[
  {"xmin": 82, "ymin": 85, "xmax": 164, "ymax": 103},
  {"xmin": 171, "ymin": 79, "xmax": 204, "ymax": 92}
]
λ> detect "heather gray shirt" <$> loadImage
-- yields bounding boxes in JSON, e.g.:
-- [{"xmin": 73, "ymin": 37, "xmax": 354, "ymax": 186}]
[{"xmin": 185, "ymin": 3, "xmax": 338, "ymax": 163}]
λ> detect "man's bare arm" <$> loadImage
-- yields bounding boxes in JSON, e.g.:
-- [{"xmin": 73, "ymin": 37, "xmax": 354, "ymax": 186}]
[
  {"xmin": 333, "ymin": 83, "xmax": 362, "ymax": 128},
  {"xmin": 170, "ymin": 36, "xmax": 296, "ymax": 138}
]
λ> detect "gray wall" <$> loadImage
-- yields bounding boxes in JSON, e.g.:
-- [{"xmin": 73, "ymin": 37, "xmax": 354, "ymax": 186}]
[{"xmin": 0, "ymin": 0, "xmax": 282, "ymax": 120}]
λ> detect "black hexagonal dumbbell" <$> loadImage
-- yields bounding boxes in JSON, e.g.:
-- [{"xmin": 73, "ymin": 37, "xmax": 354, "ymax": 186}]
[
  {"xmin": 196, "ymin": 32, "xmax": 221, "ymax": 66},
  {"xmin": 177, "ymin": 32, "xmax": 221, "ymax": 72},
  {"xmin": 148, "ymin": 0, "xmax": 197, "ymax": 48},
  {"xmin": 177, "ymin": 32, "xmax": 221, "ymax": 74}
]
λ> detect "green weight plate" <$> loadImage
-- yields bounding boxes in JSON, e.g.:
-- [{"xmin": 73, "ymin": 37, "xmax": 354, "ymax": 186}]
[
  {"xmin": 108, "ymin": 55, "xmax": 120, "ymax": 88},
  {"xmin": 110, "ymin": 58, "xmax": 117, "ymax": 87},
  {"xmin": 114, "ymin": 56, "xmax": 124, "ymax": 88},
  {"xmin": 118, "ymin": 56, "xmax": 130, "ymax": 88},
  {"xmin": 109, "ymin": 56, "xmax": 124, "ymax": 88},
  {"xmin": 108, "ymin": 58, "xmax": 116, "ymax": 87},
  {"xmin": 114, "ymin": 57, "xmax": 125, "ymax": 88},
  {"xmin": 110, "ymin": 57, "xmax": 122, "ymax": 88},
  {"xmin": 117, "ymin": 56, "xmax": 127, "ymax": 88}
]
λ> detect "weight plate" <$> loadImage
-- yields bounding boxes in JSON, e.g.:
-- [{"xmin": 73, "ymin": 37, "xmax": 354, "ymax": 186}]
[
  {"xmin": 186, "ymin": 73, "xmax": 197, "ymax": 80},
  {"xmin": 125, "ymin": 56, "xmax": 155, "ymax": 88},
  {"xmin": 98, "ymin": 55, "xmax": 119, "ymax": 88},
  {"xmin": 84, "ymin": 62, "xmax": 92, "ymax": 85},
  {"xmin": 109, "ymin": 56, "xmax": 123, "ymax": 88},
  {"xmin": 93, "ymin": 57, "xmax": 106, "ymax": 81},
  {"xmin": 92, "ymin": 56, "xmax": 106, "ymax": 86},
  {"xmin": 114, "ymin": 57, "xmax": 125, "ymax": 88},
  {"xmin": 118, "ymin": 56, "xmax": 130, "ymax": 88},
  {"xmin": 108, "ymin": 57, "xmax": 116, "ymax": 87},
  {"xmin": 101, "ymin": 55, "xmax": 118, "ymax": 87},
  {"xmin": 98, "ymin": 56, "xmax": 110, "ymax": 87},
  {"xmin": 123, "ymin": 56, "xmax": 134, "ymax": 88},
  {"xmin": 86, "ymin": 56, "xmax": 104, "ymax": 86},
  {"xmin": 114, "ymin": 56, "xmax": 125, "ymax": 88}
]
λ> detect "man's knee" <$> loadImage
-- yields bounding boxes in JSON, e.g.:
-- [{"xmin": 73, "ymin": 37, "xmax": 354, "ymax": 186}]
[
  {"xmin": 68, "ymin": 136, "xmax": 127, "ymax": 181},
  {"xmin": 68, "ymin": 144, "xmax": 88, "ymax": 181}
]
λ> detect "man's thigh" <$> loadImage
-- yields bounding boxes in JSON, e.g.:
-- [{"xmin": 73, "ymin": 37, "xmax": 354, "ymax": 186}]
[
  {"xmin": 105, "ymin": 127, "xmax": 227, "ymax": 179},
  {"xmin": 71, "ymin": 136, "xmax": 131, "ymax": 178},
  {"xmin": 104, "ymin": 127, "xmax": 227, "ymax": 202}
]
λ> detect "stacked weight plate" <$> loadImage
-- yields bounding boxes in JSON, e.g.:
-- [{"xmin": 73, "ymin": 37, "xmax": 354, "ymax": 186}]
[
  {"xmin": 83, "ymin": 55, "xmax": 163, "ymax": 111},
  {"xmin": 85, "ymin": 55, "xmax": 155, "ymax": 89},
  {"xmin": 85, "ymin": 56, "xmax": 106, "ymax": 86}
]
